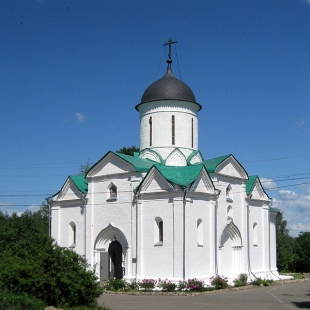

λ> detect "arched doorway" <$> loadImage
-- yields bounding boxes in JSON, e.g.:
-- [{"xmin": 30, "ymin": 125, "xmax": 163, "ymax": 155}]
[
  {"xmin": 108, "ymin": 241, "xmax": 123, "ymax": 279},
  {"xmin": 94, "ymin": 224, "xmax": 128, "ymax": 281},
  {"xmin": 219, "ymin": 221, "xmax": 243, "ymax": 277}
]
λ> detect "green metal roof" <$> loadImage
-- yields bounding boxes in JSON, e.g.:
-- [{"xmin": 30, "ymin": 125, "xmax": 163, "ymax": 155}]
[
  {"xmin": 200, "ymin": 154, "xmax": 231, "ymax": 173},
  {"xmin": 154, "ymin": 164, "xmax": 207, "ymax": 188},
  {"xmin": 270, "ymin": 207, "xmax": 280, "ymax": 213},
  {"xmin": 246, "ymin": 175, "xmax": 258, "ymax": 194},
  {"xmin": 69, "ymin": 175, "xmax": 88, "ymax": 194},
  {"xmin": 187, "ymin": 150, "xmax": 203, "ymax": 164},
  {"xmin": 246, "ymin": 175, "xmax": 271, "ymax": 200},
  {"xmin": 114, "ymin": 152, "xmax": 157, "ymax": 172}
]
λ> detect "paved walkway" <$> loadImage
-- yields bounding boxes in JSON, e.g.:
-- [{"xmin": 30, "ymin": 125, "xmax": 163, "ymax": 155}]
[{"xmin": 98, "ymin": 277, "xmax": 310, "ymax": 310}]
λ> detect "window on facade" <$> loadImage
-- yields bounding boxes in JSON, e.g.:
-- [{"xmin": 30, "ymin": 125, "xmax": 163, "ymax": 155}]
[
  {"xmin": 191, "ymin": 118, "xmax": 194, "ymax": 148},
  {"xmin": 154, "ymin": 217, "xmax": 163, "ymax": 246},
  {"xmin": 197, "ymin": 219, "xmax": 203, "ymax": 247},
  {"xmin": 172, "ymin": 115, "xmax": 175, "ymax": 145},
  {"xmin": 69, "ymin": 222, "xmax": 76, "ymax": 248},
  {"xmin": 226, "ymin": 184, "xmax": 233, "ymax": 201},
  {"xmin": 107, "ymin": 183, "xmax": 117, "ymax": 201},
  {"xmin": 253, "ymin": 222, "xmax": 258, "ymax": 246},
  {"xmin": 227, "ymin": 205, "xmax": 233, "ymax": 220},
  {"xmin": 149, "ymin": 116, "xmax": 152, "ymax": 146}
]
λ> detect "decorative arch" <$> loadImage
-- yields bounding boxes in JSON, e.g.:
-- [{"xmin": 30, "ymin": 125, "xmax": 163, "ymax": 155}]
[
  {"xmin": 94, "ymin": 224, "xmax": 128, "ymax": 251},
  {"xmin": 139, "ymin": 148, "xmax": 163, "ymax": 164},
  {"xmin": 219, "ymin": 221, "xmax": 242, "ymax": 248},
  {"xmin": 165, "ymin": 148, "xmax": 187, "ymax": 166},
  {"xmin": 219, "ymin": 221, "xmax": 243, "ymax": 277}
]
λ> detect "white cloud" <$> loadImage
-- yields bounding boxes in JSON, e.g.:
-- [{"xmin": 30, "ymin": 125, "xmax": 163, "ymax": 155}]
[
  {"xmin": 278, "ymin": 189, "xmax": 298, "ymax": 200},
  {"xmin": 273, "ymin": 189, "xmax": 310, "ymax": 237},
  {"xmin": 304, "ymin": 0, "xmax": 310, "ymax": 6},
  {"xmin": 0, "ymin": 203, "xmax": 41, "ymax": 216},
  {"xmin": 260, "ymin": 178, "xmax": 277, "ymax": 190},
  {"xmin": 27, "ymin": 204, "xmax": 41, "ymax": 213},
  {"xmin": 75, "ymin": 112, "xmax": 86, "ymax": 123},
  {"xmin": 290, "ymin": 223, "xmax": 310, "ymax": 236},
  {"xmin": 0, "ymin": 203, "xmax": 22, "ymax": 216}
]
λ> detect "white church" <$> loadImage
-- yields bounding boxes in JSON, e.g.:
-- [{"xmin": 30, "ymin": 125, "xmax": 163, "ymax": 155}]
[{"xmin": 50, "ymin": 40, "xmax": 280, "ymax": 283}]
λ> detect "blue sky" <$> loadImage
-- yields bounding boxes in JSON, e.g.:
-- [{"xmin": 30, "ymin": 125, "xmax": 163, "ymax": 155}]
[{"xmin": 1, "ymin": 0, "xmax": 310, "ymax": 237}]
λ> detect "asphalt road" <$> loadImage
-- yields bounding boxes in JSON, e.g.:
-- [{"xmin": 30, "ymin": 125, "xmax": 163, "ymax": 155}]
[{"xmin": 98, "ymin": 278, "xmax": 310, "ymax": 310}]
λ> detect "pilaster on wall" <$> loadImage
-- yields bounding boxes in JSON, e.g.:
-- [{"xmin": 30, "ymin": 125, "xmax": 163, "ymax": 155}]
[
  {"xmin": 173, "ymin": 197, "xmax": 184, "ymax": 280},
  {"xmin": 209, "ymin": 200, "xmax": 217, "ymax": 275},
  {"xmin": 241, "ymin": 183, "xmax": 248, "ymax": 274},
  {"xmin": 136, "ymin": 200, "xmax": 143, "ymax": 278}
]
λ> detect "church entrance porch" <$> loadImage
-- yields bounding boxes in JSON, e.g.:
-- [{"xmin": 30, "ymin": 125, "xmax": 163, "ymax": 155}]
[{"xmin": 94, "ymin": 224, "xmax": 128, "ymax": 281}]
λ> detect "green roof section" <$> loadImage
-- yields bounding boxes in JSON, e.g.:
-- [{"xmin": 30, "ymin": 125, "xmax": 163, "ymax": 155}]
[
  {"xmin": 200, "ymin": 154, "xmax": 231, "ymax": 173},
  {"xmin": 270, "ymin": 207, "xmax": 280, "ymax": 213},
  {"xmin": 154, "ymin": 164, "xmax": 207, "ymax": 188},
  {"xmin": 187, "ymin": 150, "xmax": 204, "ymax": 165},
  {"xmin": 114, "ymin": 152, "xmax": 157, "ymax": 172},
  {"xmin": 246, "ymin": 175, "xmax": 258, "ymax": 194},
  {"xmin": 246, "ymin": 175, "xmax": 271, "ymax": 200},
  {"xmin": 69, "ymin": 175, "xmax": 88, "ymax": 194}
]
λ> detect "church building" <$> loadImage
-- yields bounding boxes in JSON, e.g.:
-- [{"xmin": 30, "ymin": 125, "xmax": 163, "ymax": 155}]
[{"xmin": 49, "ymin": 40, "xmax": 280, "ymax": 283}]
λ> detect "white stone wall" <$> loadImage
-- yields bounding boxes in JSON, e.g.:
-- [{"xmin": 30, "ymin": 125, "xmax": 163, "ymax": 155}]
[
  {"xmin": 249, "ymin": 202, "xmax": 264, "ymax": 273},
  {"xmin": 137, "ymin": 100, "xmax": 199, "ymax": 159},
  {"xmin": 51, "ymin": 162, "xmax": 278, "ymax": 282},
  {"xmin": 184, "ymin": 197, "xmax": 215, "ymax": 279}
]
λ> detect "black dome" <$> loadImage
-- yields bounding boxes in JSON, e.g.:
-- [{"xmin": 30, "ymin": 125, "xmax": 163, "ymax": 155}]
[{"xmin": 140, "ymin": 69, "xmax": 197, "ymax": 105}]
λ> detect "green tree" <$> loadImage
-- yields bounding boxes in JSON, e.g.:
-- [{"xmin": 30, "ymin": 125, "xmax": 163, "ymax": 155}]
[
  {"xmin": 294, "ymin": 231, "xmax": 310, "ymax": 272},
  {"xmin": 116, "ymin": 145, "xmax": 139, "ymax": 156},
  {"xmin": 276, "ymin": 212, "xmax": 296, "ymax": 272},
  {"xmin": 0, "ymin": 210, "xmax": 103, "ymax": 308},
  {"xmin": 79, "ymin": 159, "xmax": 93, "ymax": 175}
]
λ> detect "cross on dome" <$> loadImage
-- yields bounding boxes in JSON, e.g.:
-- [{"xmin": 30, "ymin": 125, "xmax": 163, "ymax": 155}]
[{"xmin": 163, "ymin": 39, "xmax": 177, "ymax": 70}]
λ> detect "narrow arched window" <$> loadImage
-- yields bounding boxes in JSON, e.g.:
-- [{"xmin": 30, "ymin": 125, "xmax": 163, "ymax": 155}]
[
  {"xmin": 226, "ymin": 184, "xmax": 233, "ymax": 201},
  {"xmin": 107, "ymin": 183, "xmax": 117, "ymax": 201},
  {"xmin": 253, "ymin": 222, "xmax": 258, "ymax": 246},
  {"xmin": 172, "ymin": 115, "xmax": 175, "ymax": 145},
  {"xmin": 191, "ymin": 118, "xmax": 194, "ymax": 148},
  {"xmin": 154, "ymin": 217, "xmax": 163, "ymax": 246},
  {"xmin": 149, "ymin": 116, "xmax": 152, "ymax": 146},
  {"xmin": 69, "ymin": 222, "xmax": 76, "ymax": 248},
  {"xmin": 227, "ymin": 205, "xmax": 233, "ymax": 220},
  {"xmin": 197, "ymin": 219, "xmax": 203, "ymax": 247}
]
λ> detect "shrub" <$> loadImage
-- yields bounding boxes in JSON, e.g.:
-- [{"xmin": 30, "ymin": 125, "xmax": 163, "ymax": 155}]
[
  {"xmin": 210, "ymin": 275, "xmax": 229, "ymax": 289},
  {"xmin": 186, "ymin": 278, "xmax": 205, "ymax": 292},
  {"xmin": 158, "ymin": 279, "xmax": 177, "ymax": 292},
  {"xmin": 0, "ymin": 210, "xmax": 103, "ymax": 308},
  {"xmin": 127, "ymin": 278, "xmax": 139, "ymax": 291},
  {"xmin": 177, "ymin": 280, "xmax": 187, "ymax": 291},
  {"xmin": 233, "ymin": 273, "xmax": 248, "ymax": 287},
  {"xmin": 103, "ymin": 278, "xmax": 127, "ymax": 291},
  {"xmin": 0, "ymin": 291, "xmax": 46, "ymax": 310},
  {"xmin": 250, "ymin": 277, "xmax": 273, "ymax": 286},
  {"xmin": 139, "ymin": 278, "xmax": 157, "ymax": 291}
]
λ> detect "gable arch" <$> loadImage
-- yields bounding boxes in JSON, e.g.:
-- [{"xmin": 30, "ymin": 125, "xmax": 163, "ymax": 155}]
[
  {"xmin": 165, "ymin": 149, "xmax": 187, "ymax": 166},
  {"xmin": 220, "ymin": 221, "xmax": 242, "ymax": 248},
  {"xmin": 94, "ymin": 224, "xmax": 128, "ymax": 251},
  {"xmin": 139, "ymin": 148, "xmax": 163, "ymax": 164}
]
